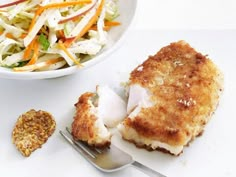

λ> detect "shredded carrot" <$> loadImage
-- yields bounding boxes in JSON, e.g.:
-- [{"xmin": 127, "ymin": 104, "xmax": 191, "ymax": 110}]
[
  {"xmin": 64, "ymin": 0, "xmax": 105, "ymax": 47},
  {"xmin": 5, "ymin": 33, "xmax": 28, "ymax": 39},
  {"xmin": 37, "ymin": 0, "xmax": 92, "ymax": 15},
  {"xmin": 89, "ymin": 25, "xmax": 111, "ymax": 31},
  {"xmin": 58, "ymin": 30, "xmax": 65, "ymax": 38},
  {"xmin": 13, "ymin": 58, "xmax": 63, "ymax": 72},
  {"xmin": 28, "ymin": 0, "xmax": 92, "ymax": 33},
  {"xmin": 5, "ymin": 33, "xmax": 14, "ymax": 39},
  {"xmin": 104, "ymin": 21, "xmax": 121, "ymax": 26},
  {"xmin": 0, "ymin": 0, "xmax": 27, "ymax": 8},
  {"xmin": 72, "ymin": 16, "xmax": 83, "ymax": 23},
  {"xmin": 58, "ymin": 0, "xmax": 97, "ymax": 24},
  {"xmin": 23, "ymin": 37, "xmax": 37, "ymax": 60},
  {"xmin": 57, "ymin": 30, "xmax": 66, "ymax": 42},
  {"xmin": 89, "ymin": 21, "xmax": 120, "ymax": 31},
  {"xmin": 63, "ymin": 37, "xmax": 75, "ymax": 45},
  {"xmin": 43, "ymin": 58, "xmax": 64, "ymax": 66},
  {"xmin": 28, "ymin": 15, "xmax": 38, "ymax": 33},
  {"xmin": 26, "ymin": 39, "xmax": 39, "ymax": 65},
  {"xmin": 58, "ymin": 40, "xmax": 81, "ymax": 66},
  {"xmin": 20, "ymin": 33, "xmax": 27, "ymax": 39},
  {"xmin": 0, "ymin": 31, "xmax": 3, "ymax": 35}
]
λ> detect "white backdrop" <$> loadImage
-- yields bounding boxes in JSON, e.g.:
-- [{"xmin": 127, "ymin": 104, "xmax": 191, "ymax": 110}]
[{"xmin": 134, "ymin": 0, "xmax": 236, "ymax": 29}]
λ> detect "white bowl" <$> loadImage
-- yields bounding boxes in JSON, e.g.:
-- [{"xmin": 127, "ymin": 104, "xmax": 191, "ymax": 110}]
[{"xmin": 0, "ymin": 0, "xmax": 137, "ymax": 79}]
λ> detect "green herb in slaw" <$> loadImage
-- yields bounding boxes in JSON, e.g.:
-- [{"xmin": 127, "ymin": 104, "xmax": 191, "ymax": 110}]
[{"xmin": 38, "ymin": 34, "xmax": 50, "ymax": 51}]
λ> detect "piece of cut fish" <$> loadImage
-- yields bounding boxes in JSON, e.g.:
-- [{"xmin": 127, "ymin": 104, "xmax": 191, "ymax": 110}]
[
  {"xmin": 127, "ymin": 84, "xmax": 154, "ymax": 114},
  {"xmin": 97, "ymin": 85, "xmax": 127, "ymax": 128}
]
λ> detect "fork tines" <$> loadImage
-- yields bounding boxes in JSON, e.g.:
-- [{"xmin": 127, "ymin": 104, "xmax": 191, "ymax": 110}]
[{"xmin": 60, "ymin": 127, "xmax": 105, "ymax": 159}]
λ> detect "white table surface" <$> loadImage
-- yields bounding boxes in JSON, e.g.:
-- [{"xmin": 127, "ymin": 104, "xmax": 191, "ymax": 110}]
[
  {"xmin": 1, "ymin": 30, "xmax": 236, "ymax": 177},
  {"xmin": 1, "ymin": 1, "xmax": 236, "ymax": 177}
]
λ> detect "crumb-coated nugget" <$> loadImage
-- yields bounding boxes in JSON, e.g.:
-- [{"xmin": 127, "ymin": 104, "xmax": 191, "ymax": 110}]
[{"xmin": 12, "ymin": 109, "xmax": 56, "ymax": 157}]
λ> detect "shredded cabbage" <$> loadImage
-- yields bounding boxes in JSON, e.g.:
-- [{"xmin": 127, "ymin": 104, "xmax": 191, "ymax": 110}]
[{"xmin": 0, "ymin": 0, "xmax": 120, "ymax": 72}]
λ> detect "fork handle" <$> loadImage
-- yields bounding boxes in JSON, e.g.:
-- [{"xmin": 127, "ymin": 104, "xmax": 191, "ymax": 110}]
[{"xmin": 131, "ymin": 161, "xmax": 167, "ymax": 177}]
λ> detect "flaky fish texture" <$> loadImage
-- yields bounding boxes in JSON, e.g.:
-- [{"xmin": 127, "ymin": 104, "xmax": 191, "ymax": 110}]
[
  {"xmin": 71, "ymin": 86, "xmax": 126, "ymax": 148},
  {"xmin": 72, "ymin": 92, "xmax": 111, "ymax": 148},
  {"xmin": 118, "ymin": 40, "xmax": 223, "ymax": 155}
]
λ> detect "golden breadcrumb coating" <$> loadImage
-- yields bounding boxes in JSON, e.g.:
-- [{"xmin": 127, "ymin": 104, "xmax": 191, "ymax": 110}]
[
  {"xmin": 72, "ymin": 92, "xmax": 111, "ymax": 148},
  {"xmin": 120, "ymin": 40, "xmax": 223, "ymax": 155}
]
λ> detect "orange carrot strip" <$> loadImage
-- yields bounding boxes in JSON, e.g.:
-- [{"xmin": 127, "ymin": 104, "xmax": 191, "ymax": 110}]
[
  {"xmin": 58, "ymin": 40, "xmax": 81, "ymax": 66},
  {"xmin": 28, "ymin": 0, "xmax": 92, "ymax": 32},
  {"xmin": 13, "ymin": 58, "xmax": 63, "ymax": 72},
  {"xmin": 59, "ymin": 0, "xmax": 97, "ymax": 24},
  {"xmin": 89, "ymin": 25, "xmax": 111, "ymax": 31},
  {"xmin": 58, "ymin": 30, "xmax": 65, "ymax": 38},
  {"xmin": 26, "ymin": 39, "xmax": 39, "ymax": 65},
  {"xmin": 5, "ymin": 33, "xmax": 14, "ymax": 39},
  {"xmin": 5, "ymin": 33, "xmax": 28, "ymax": 39},
  {"xmin": 89, "ymin": 21, "xmax": 120, "ymax": 31},
  {"xmin": 64, "ymin": 0, "xmax": 105, "ymax": 47},
  {"xmin": 20, "ymin": 33, "xmax": 27, "ymax": 39},
  {"xmin": 37, "ymin": 0, "xmax": 92, "ymax": 14},
  {"xmin": 104, "ymin": 21, "xmax": 121, "ymax": 26},
  {"xmin": 27, "ymin": 12, "xmax": 39, "ymax": 33},
  {"xmin": 43, "ymin": 58, "xmax": 63, "ymax": 65},
  {"xmin": 23, "ymin": 37, "xmax": 37, "ymax": 60}
]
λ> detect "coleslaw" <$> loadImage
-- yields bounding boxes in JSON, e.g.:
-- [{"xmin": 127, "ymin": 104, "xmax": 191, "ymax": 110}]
[{"xmin": 0, "ymin": 0, "xmax": 120, "ymax": 72}]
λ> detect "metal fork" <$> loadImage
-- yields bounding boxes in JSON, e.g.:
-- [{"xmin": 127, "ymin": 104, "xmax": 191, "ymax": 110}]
[{"xmin": 60, "ymin": 127, "xmax": 166, "ymax": 177}]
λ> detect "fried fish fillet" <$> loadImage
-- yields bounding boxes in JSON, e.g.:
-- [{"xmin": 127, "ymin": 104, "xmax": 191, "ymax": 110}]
[
  {"xmin": 72, "ymin": 86, "xmax": 126, "ymax": 148},
  {"xmin": 118, "ymin": 40, "xmax": 223, "ymax": 155}
]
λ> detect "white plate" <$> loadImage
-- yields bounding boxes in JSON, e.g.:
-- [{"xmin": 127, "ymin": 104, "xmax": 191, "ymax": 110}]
[
  {"xmin": 0, "ymin": 30, "xmax": 235, "ymax": 177},
  {"xmin": 0, "ymin": 0, "xmax": 137, "ymax": 79}
]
